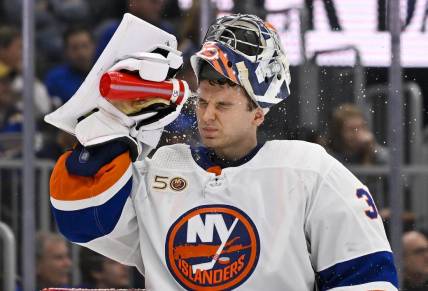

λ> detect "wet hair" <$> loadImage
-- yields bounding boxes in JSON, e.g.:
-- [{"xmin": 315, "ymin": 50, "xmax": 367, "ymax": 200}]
[{"xmin": 198, "ymin": 61, "xmax": 258, "ymax": 111}]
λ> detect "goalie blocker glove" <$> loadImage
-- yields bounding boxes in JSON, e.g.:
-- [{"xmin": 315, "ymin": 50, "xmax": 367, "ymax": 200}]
[{"xmin": 74, "ymin": 46, "xmax": 190, "ymax": 162}]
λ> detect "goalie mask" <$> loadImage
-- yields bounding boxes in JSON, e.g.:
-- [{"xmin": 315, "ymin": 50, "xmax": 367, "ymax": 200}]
[{"xmin": 191, "ymin": 14, "xmax": 291, "ymax": 109}]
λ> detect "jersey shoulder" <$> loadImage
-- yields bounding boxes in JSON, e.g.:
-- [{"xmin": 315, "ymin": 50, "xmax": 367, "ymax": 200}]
[
  {"xmin": 148, "ymin": 143, "xmax": 195, "ymax": 170},
  {"xmin": 259, "ymin": 140, "xmax": 335, "ymax": 174}
]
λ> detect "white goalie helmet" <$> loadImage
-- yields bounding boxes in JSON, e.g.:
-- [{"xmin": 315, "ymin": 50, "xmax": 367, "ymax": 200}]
[{"xmin": 191, "ymin": 14, "xmax": 291, "ymax": 110}]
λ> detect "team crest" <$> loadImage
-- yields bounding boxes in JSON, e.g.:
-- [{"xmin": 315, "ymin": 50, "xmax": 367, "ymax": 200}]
[
  {"xmin": 165, "ymin": 205, "xmax": 260, "ymax": 290},
  {"xmin": 170, "ymin": 177, "xmax": 187, "ymax": 191}
]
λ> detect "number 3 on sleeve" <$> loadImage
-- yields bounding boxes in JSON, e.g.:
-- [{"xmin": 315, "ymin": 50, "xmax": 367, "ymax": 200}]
[{"xmin": 356, "ymin": 188, "xmax": 379, "ymax": 219}]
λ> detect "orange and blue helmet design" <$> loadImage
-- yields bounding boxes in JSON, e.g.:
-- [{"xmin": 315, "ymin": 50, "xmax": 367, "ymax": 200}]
[{"xmin": 191, "ymin": 14, "xmax": 291, "ymax": 110}]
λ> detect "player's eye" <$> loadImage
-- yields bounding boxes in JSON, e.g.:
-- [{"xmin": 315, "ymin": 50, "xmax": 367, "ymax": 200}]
[
  {"xmin": 197, "ymin": 99, "xmax": 208, "ymax": 108},
  {"xmin": 216, "ymin": 102, "xmax": 232, "ymax": 110}
]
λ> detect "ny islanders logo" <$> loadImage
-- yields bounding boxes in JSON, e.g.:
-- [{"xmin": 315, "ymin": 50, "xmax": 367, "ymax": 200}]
[{"xmin": 165, "ymin": 205, "xmax": 260, "ymax": 290}]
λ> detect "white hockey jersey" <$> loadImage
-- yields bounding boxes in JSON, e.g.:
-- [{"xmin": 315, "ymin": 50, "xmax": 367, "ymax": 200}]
[{"xmin": 50, "ymin": 140, "xmax": 398, "ymax": 290}]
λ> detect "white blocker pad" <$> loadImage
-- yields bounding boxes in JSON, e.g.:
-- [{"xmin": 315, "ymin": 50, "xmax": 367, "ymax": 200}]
[{"xmin": 44, "ymin": 13, "xmax": 178, "ymax": 134}]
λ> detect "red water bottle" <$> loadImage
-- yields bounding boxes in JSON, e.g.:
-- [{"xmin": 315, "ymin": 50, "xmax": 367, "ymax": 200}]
[{"xmin": 99, "ymin": 71, "xmax": 188, "ymax": 105}]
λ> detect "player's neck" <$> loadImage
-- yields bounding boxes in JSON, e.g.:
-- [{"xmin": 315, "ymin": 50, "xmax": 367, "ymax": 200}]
[{"xmin": 213, "ymin": 138, "xmax": 258, "ymax": 161}]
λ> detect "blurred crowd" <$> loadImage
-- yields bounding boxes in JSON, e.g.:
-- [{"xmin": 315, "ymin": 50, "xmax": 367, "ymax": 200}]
[
  {"xmin": 28, "ymin": 231, "xmax": 138, "ymax": 290},
  {"xmin": 0, "ymin": 0, "xmax": 427, "ymax": 290}
]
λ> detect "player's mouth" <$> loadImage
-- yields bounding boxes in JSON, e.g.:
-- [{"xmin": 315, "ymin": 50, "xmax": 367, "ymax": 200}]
[{"xmin": 200, "ymin": 127, "xmax": 218, "ymax": 138}]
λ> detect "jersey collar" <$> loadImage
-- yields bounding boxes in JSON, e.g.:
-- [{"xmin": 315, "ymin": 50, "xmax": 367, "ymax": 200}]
[{"xmin": 190, "ymin": 142, "xmax": 265, "ymax": 174}]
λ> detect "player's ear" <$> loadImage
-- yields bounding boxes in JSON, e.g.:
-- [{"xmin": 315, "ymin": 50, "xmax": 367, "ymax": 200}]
[{"xmin": 253, "ymin": 107, "xmax": 264, "ymax": 127}]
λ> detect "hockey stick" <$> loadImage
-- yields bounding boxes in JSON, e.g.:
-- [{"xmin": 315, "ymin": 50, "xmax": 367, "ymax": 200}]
[{"xmin": 192, "ymin": 217, "xmax": 239, "ymax": 273}]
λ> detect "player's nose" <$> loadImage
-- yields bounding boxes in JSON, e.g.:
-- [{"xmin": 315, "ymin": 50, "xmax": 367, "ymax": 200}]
[{"xmin": 201, "ymin": 103, "xmax": 216, "ymax": 122}]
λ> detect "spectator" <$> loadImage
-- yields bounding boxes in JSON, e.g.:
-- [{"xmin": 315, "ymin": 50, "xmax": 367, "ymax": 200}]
[
  {"xmin": 0, "ymin": 71, "xmax": 22, "ymax": 162},
  {"xmin": 36, "ymin": 232, "xmax": 72, "ymax": 290},
  {"xmin": 2, "ymin": 0, "xmax": 91, "ymax": 64},
  {"xmin": 95, "ymin": 0, "xmax": 176, "ymax": 60},
  {"xmin": 402, "ymin": 230, "xmax": 428, "ymax": 290},
  {"xmin": 177, "ymin": 0, "xmax": 204, "ymax": 63},
  {"xmin": 79, "ymin": 247, "xmax": 131, "ymax": 289},
  {"xmin": 0, "ymin": 68, "xmax": 21, "ymax": 134},
  {"xmin": 0, "ymin": 25, "xmax": 52, "ymax": 117},
  {"xmin": 379, "ymin": 208, "xmax": 416, "ymax": 239},
  {"xmin": 48, "ymin": 0, "xmax": 90, "ymax": 24},
  {"xmin": 44, "ymin": 25, "xmax": 95, "ymax": 107},
  {"xmin": 87, "ymin": 0, "xmax": 127, "ymax": 26},
  {"xmin": 128, "ymin": 0, "xmax": 173, "ymax": 31},
  {"xmin": 0, "ymin": 26, "xmax": 21, "ymax": 74},
  {"xmin": 327, "ymin": 103, "xmax": 388, "ymax": 165}
]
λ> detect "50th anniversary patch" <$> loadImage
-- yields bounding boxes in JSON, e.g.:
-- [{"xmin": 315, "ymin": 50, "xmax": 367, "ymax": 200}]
[{"xmin": 165, "ymin": 205, "xmax": 260, "ymax": 290}]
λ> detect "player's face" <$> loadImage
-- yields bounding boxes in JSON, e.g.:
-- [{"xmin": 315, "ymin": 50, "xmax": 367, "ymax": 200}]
[
  {"xmin": 341, "ymin": 116, "xmax": 372, "ymax": 152},
  {"xmin": 97, "ymin": 258, "xmax": 131, "ymax": 288},
  {"xmin": 36, "ymin": 240, "xmax": 72, "ymax": 287},
  {"xmin": 65, "ymin": 31, "xmax": 94, "ymax": 73},
  {"xmin": 403, "ymin": 232, "xmax": 428, "ymax": 281},
  {"xmin": 2, "ymin": 36, "xmax": 22, "ymax": 72},
  {"xmin": 196, "ymin": 80, "xmax": 264, "ymax": 159}
]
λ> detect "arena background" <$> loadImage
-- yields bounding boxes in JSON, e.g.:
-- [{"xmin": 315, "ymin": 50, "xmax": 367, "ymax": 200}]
[{"xmin": 0, "ymin": 0, "xmax": 427, "ymax": 290}]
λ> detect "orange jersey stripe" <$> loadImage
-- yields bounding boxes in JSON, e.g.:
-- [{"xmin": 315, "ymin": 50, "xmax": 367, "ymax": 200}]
[{"xmin": 50, "ymin": 151, "xmax": 132, "ymax": 201}]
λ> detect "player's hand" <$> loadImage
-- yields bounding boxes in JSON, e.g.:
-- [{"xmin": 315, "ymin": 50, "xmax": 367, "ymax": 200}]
[
  {"xmin": 110, "ymin": 98, "xmax": 171, "ymax": 115},
  {"xmin": 74, "ymin": 47, "xmax": 190, "ymax": 161},
  {"xmin": 74, "ymin": 97, "xmax": 173, "ymax": 162},
  {"xmin": 75, "ymin": 86, "xmax": 188, "ymax": 162},
  {"xmin": 74, "ymin": 98, "xmax": 139, "ymax": 161},
  {"xmin": 99, "ymin": 46, "xmax": 190, "ymax": 132}
]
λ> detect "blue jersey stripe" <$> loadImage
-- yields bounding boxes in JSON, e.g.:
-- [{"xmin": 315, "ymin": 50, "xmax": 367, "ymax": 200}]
[
  {"xmin": 317, "ymin": 251, "xmax": 398, "ymax": 290},
  {"xmin": 66, "ymin": 141, "xmax": 130, "ymax": 177},
  {"xmin": 51, "ymin": 177, "xmax": 132, "ymax": 243}
]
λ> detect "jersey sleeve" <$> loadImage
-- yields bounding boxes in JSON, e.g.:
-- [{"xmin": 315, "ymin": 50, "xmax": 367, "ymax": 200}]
[
  {"xmin": 305, "ymin": 154, "xmax": 398, "ymax": 291},
  {"xmin": 49, "ymin": 142, "xmax": 145, "ymax": 273}
]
